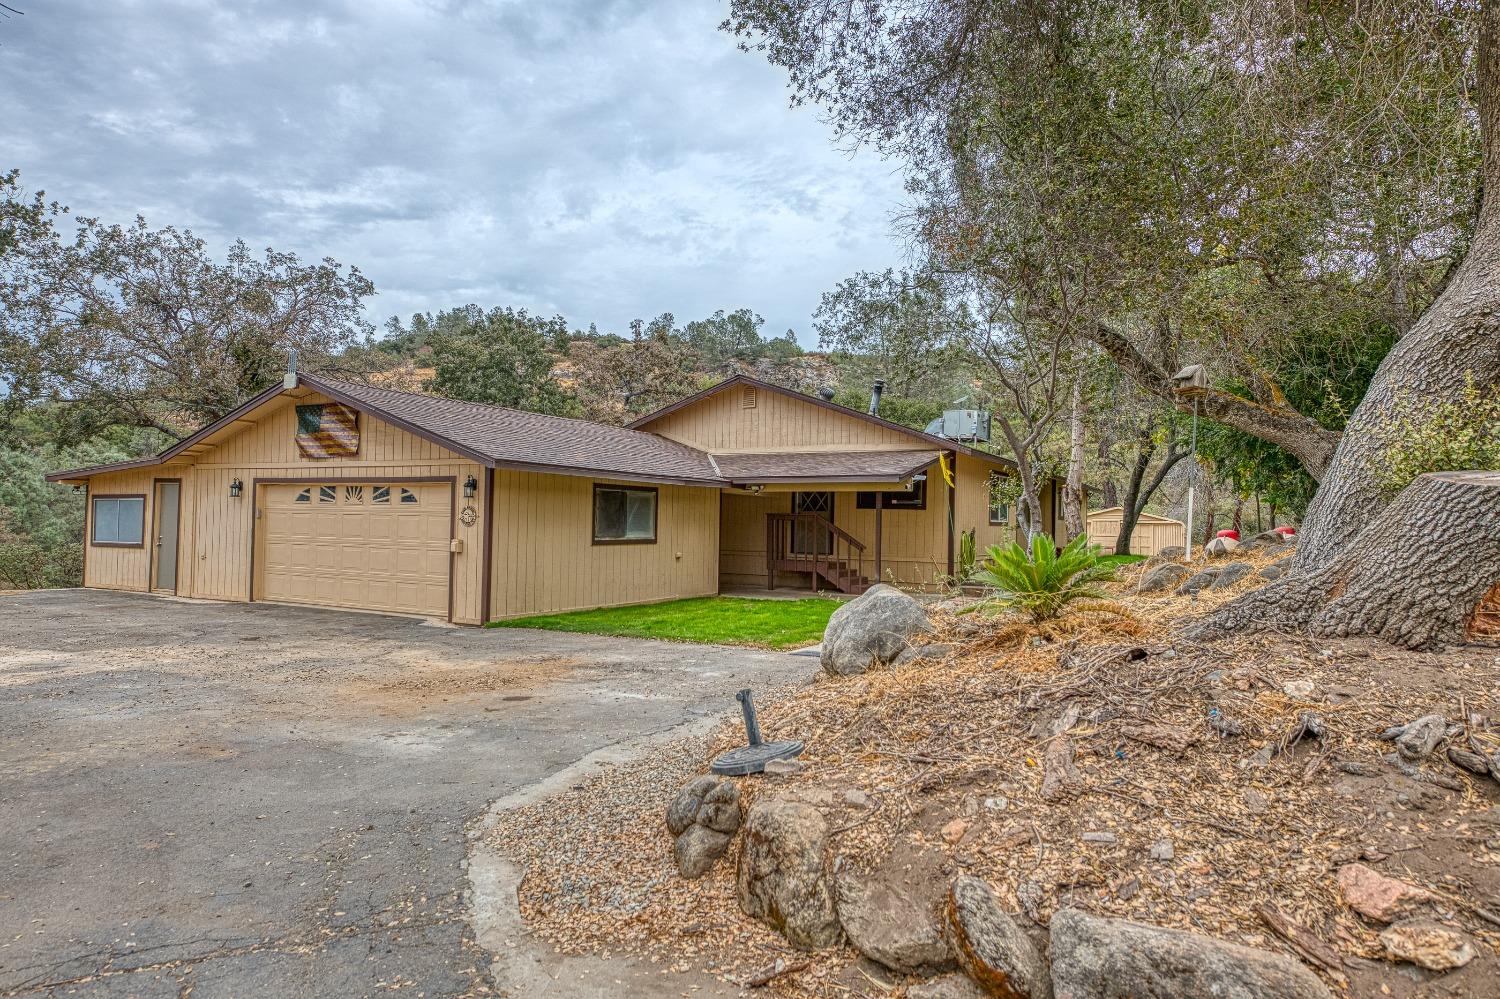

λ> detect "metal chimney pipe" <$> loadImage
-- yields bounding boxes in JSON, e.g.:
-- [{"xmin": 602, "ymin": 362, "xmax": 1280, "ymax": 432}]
[{"xmin": 868, "ymin": 379, "xmax": 886, "ymax": 416}]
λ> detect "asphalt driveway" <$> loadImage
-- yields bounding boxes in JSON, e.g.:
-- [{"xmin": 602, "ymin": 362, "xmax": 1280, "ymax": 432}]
[{"xmin": 0, "ymin": 589, "xmax": 807, "ymax": 998}]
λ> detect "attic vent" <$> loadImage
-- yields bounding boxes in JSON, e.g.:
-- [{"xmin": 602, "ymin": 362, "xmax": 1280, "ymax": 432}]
[{"xmin": 741, "ymin": 386, "xmax": 758, "ymax": 409}]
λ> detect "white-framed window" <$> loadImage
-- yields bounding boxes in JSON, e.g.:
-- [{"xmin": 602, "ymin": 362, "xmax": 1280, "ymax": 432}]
[
  {"xmin": 319, "ymin": 485, "xmax": 336, "ymax": 503},
  {"xmin": 372, "ymin": 485, "xmax": 390, "ymax": 504},
  {"xmin": 294, "ymin": 488, "xmax": 312, "ymax": 503},
  {"xmin": 592, "ymin": 485, "xmax": 657, "ymax": 543},
  {"xmin": 91, "ymin": 496, "xmax": 145, "ymax": 546},
  {"xmin": 399, "ymin": 487, "xmax": 418, "ymax": 504}
]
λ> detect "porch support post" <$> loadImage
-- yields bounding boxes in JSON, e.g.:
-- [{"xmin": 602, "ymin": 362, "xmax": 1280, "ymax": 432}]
[
  {"xmin": 874, "ymin": 490, "xmax": 883, "ymax": 583},
  {"xmin": 766, "ymin": 512, "xmax": 775, "ymax": 590},
  {"xmin": 947, "ymin": 452, "xmax": 956, "ymax": 580}
]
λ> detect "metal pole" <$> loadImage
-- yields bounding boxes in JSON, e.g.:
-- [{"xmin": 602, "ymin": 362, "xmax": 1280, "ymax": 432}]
[
  {"xmin": 736, "ymin": 689, "xmax": 763, "ymax": 747},
  {"xmin": 1184, "ymin": 399, "xmax": 1199, "ymax": 560}
]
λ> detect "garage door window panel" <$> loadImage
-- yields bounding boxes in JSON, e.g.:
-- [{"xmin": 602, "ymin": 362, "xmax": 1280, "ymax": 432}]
[
  {"xmin": 593, "ymin": 485, "xmax": 657, "ymax": 544},
  {"xmin": 91, "ymin": 496, "xmax": 145, "ymax": 547}
]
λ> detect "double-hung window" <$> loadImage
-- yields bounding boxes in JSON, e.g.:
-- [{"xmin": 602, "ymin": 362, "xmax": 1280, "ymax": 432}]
[
  {"xmin": 91, "ymin": 496, "xmax": 145, "ymax": 546},
  {"xmin": 592, "ymin": 485, "xmax": 658, "ymax": 544}
]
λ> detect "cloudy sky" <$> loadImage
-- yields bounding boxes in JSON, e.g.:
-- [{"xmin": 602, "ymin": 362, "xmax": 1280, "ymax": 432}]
[{"xmin": 2, "ymin": 0, "xmax": 907, "ymax": 345}]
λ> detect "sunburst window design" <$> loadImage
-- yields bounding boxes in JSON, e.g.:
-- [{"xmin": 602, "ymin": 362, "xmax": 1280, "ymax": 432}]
[
  {"xmin": 344, "ymin": 485, "xmax": 364, "ymax": 504},
  {"xmin": 319, "ymin": 485, "xmax": 336, "ymax": 503},
  {"xmin": 372, "ymin": 485, "xmax": 390, "ymax": 504}
]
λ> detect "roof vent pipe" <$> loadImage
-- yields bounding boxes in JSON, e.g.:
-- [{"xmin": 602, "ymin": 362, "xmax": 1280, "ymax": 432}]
[
  {"xmin": 283, "ymin": 349, "xmax": 298, "ymax": 391},
  {"xmin": 868, "ymin": 379, "xmax": 885, "ymax": 416}
]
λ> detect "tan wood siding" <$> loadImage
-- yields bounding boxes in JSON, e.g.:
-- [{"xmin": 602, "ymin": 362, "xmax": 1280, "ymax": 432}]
[
  {"xmin": 1086, "ymin": 510, "xmax": 1185, "ymax": 556},
  {"xmin": 490, "ymin": 470, "xmax": 719, "ymax": 618},
  {"xmin": 74, "ymin": 392, "xmax": 487, "ymax": 624},
  {"xmin": 644, "ymin": 384, "xmax": 919, "ymax": 453},
  {"xmin": 81, "ymin": 468, "xmax": 169, "ymax": 592},
  {"xmin": 955, "ymin": 454, "xmax": 1018, "ymax": 553}
]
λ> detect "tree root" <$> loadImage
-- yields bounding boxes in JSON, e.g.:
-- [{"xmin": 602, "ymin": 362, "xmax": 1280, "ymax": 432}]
[{"xmin": 1186, "ymin": 472, "xmax": 1500, "ymax": 650}]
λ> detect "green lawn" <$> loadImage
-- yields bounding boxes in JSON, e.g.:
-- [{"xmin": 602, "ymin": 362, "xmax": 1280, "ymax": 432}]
[
  {"xmin": 487, "ymin": 596, "xmax": 840, "ymax": 650},
  {"xmin": 1098, "ymin": 554, "xmax": 1147, "ymax": 568}
]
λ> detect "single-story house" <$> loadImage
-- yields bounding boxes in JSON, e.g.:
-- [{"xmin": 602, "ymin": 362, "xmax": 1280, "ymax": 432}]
[
  {"xmin": 1085, "ymin": 507, "xmax": 1185, "ymax": 557},
  {"xmin": 47, "ymin": 373, "xmax": 1068, "ymax": 625}
]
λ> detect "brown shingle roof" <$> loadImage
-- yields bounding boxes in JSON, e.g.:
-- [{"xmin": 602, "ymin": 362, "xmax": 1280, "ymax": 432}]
[
  {"xmin": 308, "ymin": 377, "xmax": 723, "ymax": 484},
  {"xmin": 711, "ymin": 450, "xmax": 939, "ymax": 483}
]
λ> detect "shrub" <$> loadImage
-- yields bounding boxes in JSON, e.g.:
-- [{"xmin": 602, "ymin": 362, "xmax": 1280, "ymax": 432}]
[
  {"xmin": 1369, "ymin": 374, "xmax": 1500, "ymax": 498},
  {"xmin": 968, "ymin": 533, "xmax": 1118, "ymax": 622}
]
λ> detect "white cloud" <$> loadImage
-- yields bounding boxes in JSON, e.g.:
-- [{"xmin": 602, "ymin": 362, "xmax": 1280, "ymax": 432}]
[{"xmin": 0, "ymin": 0, "xmax": 907, "ymax": 344}]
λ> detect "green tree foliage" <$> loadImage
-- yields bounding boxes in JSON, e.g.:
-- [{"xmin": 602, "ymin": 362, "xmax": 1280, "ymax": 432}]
[
  {"xmin": 397, "ymin": 305, "xmax": 579, "ymax": 416},
  {"xmin": 1, "ymin": 169, "xmax": 375, "ymax": 441},
  {"xmin": 0, "ymin": 416, "xmax": 167, "ymax": 589},
  {"xmin": 683, "ymin": 308, "xmax": 801, "ymax": 371},
  {"xmin": 726, "ymin": 2, "xmax": 1478, "ymax": 480},
  {"xmin": 1196, "ymin": 318, "xmax": 1397, "ymax": 515},
  {"xmin": 815, "ymin": 270, "xmax": 963, "ymax": 398},
  {"xmin": 829, "ymin": 388, "xmax": 942, "ymax": 433},
  {"xmin": 1368, "ymin": 375, "xmax": 1500, "ymax": 499}
]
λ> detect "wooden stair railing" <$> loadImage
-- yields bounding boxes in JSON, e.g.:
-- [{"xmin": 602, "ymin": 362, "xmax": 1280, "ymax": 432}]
[{"xmin": 766, "ymin": 512, "xmax": 871, "ymax": 594}]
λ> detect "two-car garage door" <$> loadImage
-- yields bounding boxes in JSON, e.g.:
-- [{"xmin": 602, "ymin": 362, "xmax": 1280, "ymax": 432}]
[{"xmin": 259, "ymin": 481, "xmax": 451, "ymax": 618}]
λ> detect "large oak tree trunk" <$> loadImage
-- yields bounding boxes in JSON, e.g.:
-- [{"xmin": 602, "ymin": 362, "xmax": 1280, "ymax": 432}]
[
  {"xmin": 1296, "ymin": 2, "xmax": 1500, "ymax": 573},
  {"xmin": 1188, "ymin": 472, "xmax": 1500, "ymax": 650}
]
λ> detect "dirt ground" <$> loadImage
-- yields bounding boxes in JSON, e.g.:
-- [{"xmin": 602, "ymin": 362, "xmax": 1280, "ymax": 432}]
[{"xmin": 486, "ymin": 550, "xmax": 1500, "ymax": 997}]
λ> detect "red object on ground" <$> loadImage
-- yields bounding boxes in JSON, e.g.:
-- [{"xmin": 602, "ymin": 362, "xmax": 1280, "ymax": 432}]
[
  {"xmin": 1216, "ymin": 530, "xmax": 1240, "ymax": 540},
  {"xmin": 1273, "ymin": 526, "xmax": 1296, "ymax": 536}
]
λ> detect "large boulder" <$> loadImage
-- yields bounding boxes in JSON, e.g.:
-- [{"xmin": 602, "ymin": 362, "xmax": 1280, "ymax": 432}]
[
  {"xmin": 1138, "ymin": 563, "xmax": 1191, "ymax": 594},
  {"xmin": 737, "ymin": 797, "xmax": 841, "ymax": 949},
  {"xmin": 665, "ymin": 775, "xmax": 742, "ymax": 878},
  {"xmin": 1239, "ymin": 530, "xmax": 1289, "ymax": 553},
  {"xmin": 946, "ymin": 877, "xmax": 1052, "ymax": 999},
  {"xmin": 1210, "ymin": 562, "xmax": 1254, "ymax": 590},
  {"xmin": 1204, "ymin": 536, "xmax": 1240, "ymax": 558},
  {"xmin": 836, "ymin": 867, "xmax": 954, "ymax": 974},
  {"xmin": 1176, "ymin": 568, "xmax": 1222, "ymax": 596},
  {"xmin": 1147, "ymin": 545, "xmax": 1185, "ymax": 564},
  {"xmin": 1049, "ymin": 909, "xmax": 1332, "ymax": 999},
  {"xmin": 821, "ymin": 583, "xmax": 935, "ymax": 677}
]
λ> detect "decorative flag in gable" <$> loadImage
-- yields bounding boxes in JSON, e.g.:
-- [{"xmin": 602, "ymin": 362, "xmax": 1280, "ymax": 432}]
[{"xmin": 295, "ymin": 403, "xmax": 360, "ymax": 459}]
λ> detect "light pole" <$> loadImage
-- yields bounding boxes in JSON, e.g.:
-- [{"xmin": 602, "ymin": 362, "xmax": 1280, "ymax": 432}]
[{"xmin": 1172, "ymin": 365, "xmax": 1209, "ymax": 559}]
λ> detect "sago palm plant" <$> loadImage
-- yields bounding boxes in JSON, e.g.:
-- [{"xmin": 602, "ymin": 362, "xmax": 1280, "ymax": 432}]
[{"xmin": 969, "ymin": 533, "xmax": 1118, "ymax": 622}]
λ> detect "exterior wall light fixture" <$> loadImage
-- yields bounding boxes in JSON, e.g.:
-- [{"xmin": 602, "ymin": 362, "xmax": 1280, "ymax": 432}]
[
  {"xmin": 229, "ymin": 478, "xmax": 243, "ymax": 498},
  {"xmin": 463, "ymin": 475, "xmax": 477, "ymax": 499}
]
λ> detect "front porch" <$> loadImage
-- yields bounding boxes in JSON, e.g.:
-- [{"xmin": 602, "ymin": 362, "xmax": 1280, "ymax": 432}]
[{"xmin": 714, "ymin": 451, "xmax": 956, "ymax": 596}]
